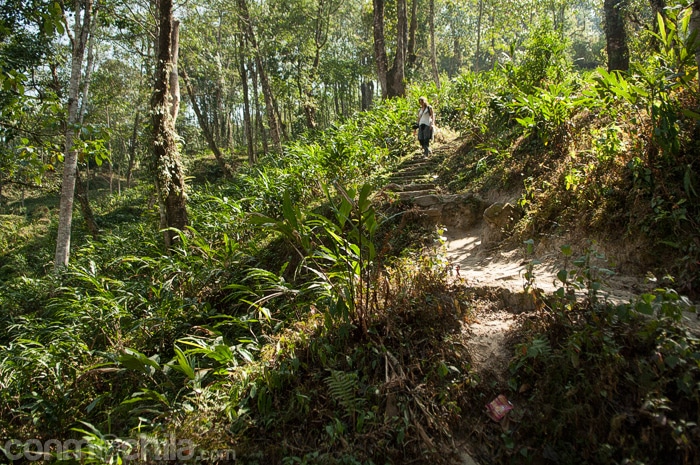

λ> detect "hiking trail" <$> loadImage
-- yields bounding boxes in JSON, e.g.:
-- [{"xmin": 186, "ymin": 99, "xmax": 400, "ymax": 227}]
[{"xmin": 382, "ymin": 129, "xmax": 700, "ymax": 464}]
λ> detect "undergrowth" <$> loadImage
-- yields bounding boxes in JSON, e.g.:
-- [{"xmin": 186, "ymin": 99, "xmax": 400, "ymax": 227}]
[{"xmin": 500, "ymin": 245, "xmax": 700, "ymax": 465}]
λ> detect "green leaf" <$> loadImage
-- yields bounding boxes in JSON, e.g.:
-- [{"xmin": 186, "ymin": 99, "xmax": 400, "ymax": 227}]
[
  {"xmin": 682, "ymin": 108, "xmax": 700, "ymax": 120},
  {"xmin": 557, "ymin": 269, "xmax": 568, "ymax": 284},
  {"xmin": 173, "ymin": 346, "xmax": 195, "ymax": 380},
  {"xmin": 635, "ymin": 302, "xmax": 654, "ymax": 315},
  {"xmin": 437, "ymin": 362, "xmax": 449, "ymax": 378},
  {"xmin": 118, "ymin": 348, "xmax": 161, "ymax": 376}
]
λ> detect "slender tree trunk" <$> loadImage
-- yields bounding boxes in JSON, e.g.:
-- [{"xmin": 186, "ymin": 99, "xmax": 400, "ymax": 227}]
[
  {"xmin": 79, "ymin": 14, "xmax": 96, "ymax": 124},
  {"xmin": 273, "ymin": 93, "xmax": 287, "ymax": 140},
  {"xmin": 238, "ymin": 0, "xmax": 282, "ymax": 152},
  {"xmin": 181, "ymin": 67, "xmax": 231, "ymax": 175},
  {"xmin": 334, "ymin": 82, "xmax": 340, "ymax": 115},
  {"xmin": 126, "ymin": 111, "xmax": 139, "ymax": 188},
  {"xmin": 341, "ymin": 82, "xmax": 348, "ymax": 116},
  {"xmin": 407, "ymin": 0, "xmax": 418, "ymax": 70},
  {"xmin": 169, "ymin": 19, "xmax": 181, "ymax": 121},
  {"xmin": 55, "ymin": 0, "xmax": 93, "ymax": 270},
  {"xmin": 238, "ymin": 33, "xmax": 255, "ymax": 164},
  {"xmin": 429, "ymin": 0, "xmax": 440, "ymax": 89},
  {"xmin": 360, "ymin": 80, "xmax": 374, "ymax": 110},
  {"xmin": 303, "ymin": 0, "xmax": 333, "ymax": 130},
  {"xmin": 373, "ymin": 0, "xmax": 389, "ymax": 98},
  {"xmin": 604, "ymin": 0, "xmax": 630, "ymax": 72},
  {"xmin": 77, "ymin": 6, "xmax": 99, "ymax": 236},
  {"xmin": 475, "ymin": 0, "xmax": 484, "ymax": 72},
  {"xmin": 152, "ymin": 0, "xmax": 188, "ymax": 249},
  {"xmin": 386, "ymin": 0, "xmax": 407, "ymax": 97},
  {"xmin": 452, "ymin": 36, "xmax": 461, "ymax": 76},
  {"xmin": 213, "ymin": 56, "xmax": 223, "ymax": 148},
  {"xmin": 75, "ymin": 168, "xmax": 99, "ymax": 238},
  {"xmin": 489, "ymin": 12, "xmax": 497, "ymax": 69},
  {"xmin": 214, "ymin": 16, "xmax": 225, "ymax": 149},
  {"xmin": 106, "ymin": 108, "xmax": 112, "ymax": 195},
  {"xmin": 251, "ymin": 60, "xmax": 268, "ymax": 155}
]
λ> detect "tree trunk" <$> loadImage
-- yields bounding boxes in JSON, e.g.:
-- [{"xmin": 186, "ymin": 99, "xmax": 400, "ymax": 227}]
[
  {"xmin": 604, "ymin": 0, "xmax": 630, "ymax": 72},
  {"xmin": 407, "ymin": 0, "xmax": 418, "ymax": 70},
  {"xmin": 334, "ymin": 82, "xmax": 341, "ymax": 115},
  {"xmin": 373, "ymin": 0, "xmax": 389, "ymax": 98},
  {"xmin": 75, "ymin": 167, "xmax": 99, "ymax": 239},
  {"xmin": 251, "ymin": 59, "xmax": 268, "ymax": 155},
  {"xmin": 452, "ymin": 36, "xmax": 461, "ymax": 76},
  {"xmin": 429, "ymin": 0, "xmax": 440, "ymax": 89},
  {"xmin": 475, "ymin": 0, "xmax": 484, "ymax": 72},
  {"xmin": 181, "ymin": 66, "xmax": 231, "ymax": 175},
  {"xmin": 78, "ymin": 4, "xmax": 99, "ymax": 236},
  {"xmin": 55, "ymin": 0, "xmax": 93, "ymax": 270},
  {"xmin": 238, "ymin": 32, "xmax": 256, "ymax": 164},
  {"xmin": 273, "ymin": 93, "xmax": 287, "ymax": 140},
  {"xmin": 213, "ymin": 54, "xmax": 224, "ymax": 148},
  {"xmin": 79, "ymin": 8, "xmax": 97, "ymax": 125},
  {"xmin": 489, "ymin": 11, "xmax": 496, "ymax": 69},
  {"xmin": 303, "ymin": 0, "xmax": 333, "ymax": 130},
  {"xmin": 360, "ymin": 80, "xmax": 374, "ymax": 110},
  {"xmin": 126, "ymin": 111, "xmax": 139, "ymax": 188},
  {"xmin": 386, "ymin": 0, "xmax": 407, "ymax": 97},
  {"xmin": 152, "ymin": 0, "xmax": 188, "ymax": 249},
  {"xmin": 169, "ymin": 19, "xmax": 181, "ymax": 121},
  {"xmin": 214, "ymin": 18, "xmax": 225, "ymax": 149},
  {"xmin": 553, "ymin": 2, "xmax": 565, "ymax": 35},
  {"xmin": 107, "ymin": 109, "xmax": 113, "ymax": 195},
  {"xmin": 238, "ymin": 0, "xmax": 283, "ymax": 153}
]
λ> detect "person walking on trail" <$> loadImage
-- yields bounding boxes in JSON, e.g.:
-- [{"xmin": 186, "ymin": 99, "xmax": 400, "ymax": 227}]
[{"xmin": 416, "ymin": 96, "xmax": 435, "ymax": 157}]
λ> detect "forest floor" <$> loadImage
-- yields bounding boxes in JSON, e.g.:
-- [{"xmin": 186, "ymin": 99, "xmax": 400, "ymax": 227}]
[{"xmin": 396, "ymin": 130, "xmax": 700, "ymax": 464}]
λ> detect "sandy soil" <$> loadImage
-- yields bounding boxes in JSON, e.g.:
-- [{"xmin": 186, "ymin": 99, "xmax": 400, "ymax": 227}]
[{"xmin": 443, "ymin": 223, "xmax": 700, "ymax": 356}]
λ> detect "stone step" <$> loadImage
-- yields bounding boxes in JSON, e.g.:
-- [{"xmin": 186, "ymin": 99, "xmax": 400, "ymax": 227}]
[
  {"xmin": 399, "ymin": 158, "xmax": 433, "ymax": 166},
  {"xmin": 398, "ymin": 190, "xmax": 437, "ymax": 200},
  {"xmin": 399, "ymin": 164, "xmax": 433, "ymax": 173},
  {"xmin": 397, "ymin": 159, "xmax": 438, "ymax": 169},
  {"xmin": 388, "ymin": 174, "xmax": 438, "ymax": 182},
  {"xmin": 399, "ymin": 183, "xmax": 437, "ymax": 191},
  {"xmin": 387, "ymin": 178, "xmax": 434, "ymax": 186},
  {"xmin": 410, "ymin": 194, "xmax": 443, "ymax": 207},
  {"xmin": 383, "ymin": 182, "xmax": 436, "ymax": 192},
  {"xmin": 386, "ymin": 152, "xmax": 441, "ymax": 199},
  {"xmin": 399, "ymin": 166, "xmax": 435, "ymax": 174},
  {"xmin": 394, "ymin": 170, "xmax": 431, "ymax": 178}
]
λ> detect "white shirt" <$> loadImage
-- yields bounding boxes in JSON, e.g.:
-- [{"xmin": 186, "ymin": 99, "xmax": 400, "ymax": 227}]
[{"xmin": 418, "ymin": 106, "xmax": 432, "ymax": 126}]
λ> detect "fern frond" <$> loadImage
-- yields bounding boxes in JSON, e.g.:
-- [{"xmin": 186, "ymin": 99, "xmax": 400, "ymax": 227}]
[{"xmin": 324, "ymin": 370, "xmax": 364, "ymax": 416}]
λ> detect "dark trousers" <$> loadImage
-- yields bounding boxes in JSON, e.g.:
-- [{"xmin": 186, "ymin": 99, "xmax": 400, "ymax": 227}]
[{"xmin": 418, "ymin": 124, "xmax": 432, "ymax": 155}]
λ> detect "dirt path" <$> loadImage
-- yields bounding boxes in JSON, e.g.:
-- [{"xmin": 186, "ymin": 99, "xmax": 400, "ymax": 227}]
[
  {"xmin": 444, "ymin": 223, "xmax": 642, "ymax": 304},
  {"xmin": 390, "ymin": 131, "xmax": 700, "ymax": 464}
]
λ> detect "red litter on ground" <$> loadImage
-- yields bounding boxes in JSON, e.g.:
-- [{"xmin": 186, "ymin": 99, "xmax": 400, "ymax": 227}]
[{"xmin": 486, "ymin": 394, "xmax": 513, "ymax": 421}]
